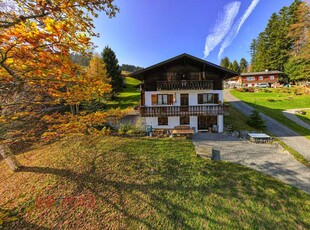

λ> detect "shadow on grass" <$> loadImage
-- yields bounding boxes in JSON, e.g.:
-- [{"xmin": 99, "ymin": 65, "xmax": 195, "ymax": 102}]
[
  {"xmin": 0, "ymin": 207, "xmax": 50, "ymax": 230},
  {"xmin": 14, "ymin": 159, "xmax": 308, "ymax": 229}
]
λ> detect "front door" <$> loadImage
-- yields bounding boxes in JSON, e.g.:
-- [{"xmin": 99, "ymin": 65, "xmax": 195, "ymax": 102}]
[
  {"xmin": 198, "ymin": 116, "xmax": 217, "ymax": 131},
  {"xmin": 198, "ymin": 116, "xmax": 208, "ymax": 130},
  {"xmin": 180, "ymin": 94, "xmax": 189, "ymax": 112}
]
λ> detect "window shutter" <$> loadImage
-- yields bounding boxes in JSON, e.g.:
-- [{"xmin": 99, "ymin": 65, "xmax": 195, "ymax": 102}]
[
  {"xmin": 168, "ymin": 94, "xmax": 173, "ymax": 105},
  {"xmin": 213, "ymin": 94, "xmax": 219, "ymax": 104},
  {"xmin": 141, "ymin": 92, "xmax": 145, "ymax": 106},
  {"xmin": 198, "ymin": 94, "xmax": 203, "ymax": 104},
  {"xmin": 151, "ymin": 94, "xmax": 157, "ymax": 105}
]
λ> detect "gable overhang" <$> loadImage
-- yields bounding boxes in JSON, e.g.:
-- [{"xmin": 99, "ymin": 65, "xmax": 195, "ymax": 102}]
[{"xmin": 129, "ymin": 53, "xmax": 239, "ymax": 80}]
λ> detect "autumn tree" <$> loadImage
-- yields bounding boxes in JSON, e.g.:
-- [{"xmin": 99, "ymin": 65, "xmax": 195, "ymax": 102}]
[
  {"xmin": 0, "ymin": 0, "xmax": 125, "ymax": 171},
  {"xmin": 285, "ymin": 1, "xmax": 310, "ymax": 82},
  {"xmin": 81, "ymin": 54, "xmax": 111, "ymax": 112},
  {"xmin": 101, "ymin": 46, "xmax": 123, "ymax": 97}
]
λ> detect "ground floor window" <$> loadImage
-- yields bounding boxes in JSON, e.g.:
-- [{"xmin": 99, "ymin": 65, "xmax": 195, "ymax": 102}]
[
  {"xmin": 180, "ymin": 116, "xmax": 190, "ymax": 125},
  {"xmin": 158, "ymin": 116, "xmax": 168, "ymax": 125}
]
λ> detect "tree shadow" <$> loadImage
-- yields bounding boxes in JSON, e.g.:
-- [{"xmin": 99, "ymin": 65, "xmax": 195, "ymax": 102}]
[{"xmin": 0, "ymin": 206, "xmax": 50, "ymax": 230}]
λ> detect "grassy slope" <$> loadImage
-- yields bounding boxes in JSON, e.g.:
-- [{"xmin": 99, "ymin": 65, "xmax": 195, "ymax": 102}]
[
  {"xmin": 230, "ymin": 88, "xmax": 310, "ymax": 139},
  {"xmin": 225, "ymin": 104, "xmax": 254, "ymax": 131},
  {"xmin": 1, "ymin": 135, "xmax": 309, "ymax": 229},
  {"xmin": 107, "ymin": 77, "xmax": 141, "ymax": 109}
]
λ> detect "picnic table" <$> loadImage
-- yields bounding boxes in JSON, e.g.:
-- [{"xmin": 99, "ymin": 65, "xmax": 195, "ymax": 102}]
[{"xmin": 248, "ymin": 133, "xmax": 273, "ymax": 143}]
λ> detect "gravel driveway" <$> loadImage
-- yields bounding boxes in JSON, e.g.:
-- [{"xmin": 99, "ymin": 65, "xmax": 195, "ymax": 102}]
[
  {"xmin": 193, "ymin": 133, "xmax": 310, "ymax": 194},
  {"xmin": 224, "ymin": 90, "xmax": 310, "ymax": 162},
  {"xmin": 282, "ymin": 108, "xmax": 310, "ymax": 130}
]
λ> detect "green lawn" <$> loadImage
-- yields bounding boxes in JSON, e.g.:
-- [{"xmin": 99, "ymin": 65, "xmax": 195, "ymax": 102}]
[
  {"xmin": 230, "ymin": 88, "xmax": 310, "ymax": 139},
  {"xmin": 107, "ymin": 77, "xmax": 141, "ymax": 109},
  {"xmin": 224, "ymin": 104, "xmax": 254, "ymax": 131},
  {"xmin": 1, "ymin": 135, "xmax": 309, "ymax": 229}
]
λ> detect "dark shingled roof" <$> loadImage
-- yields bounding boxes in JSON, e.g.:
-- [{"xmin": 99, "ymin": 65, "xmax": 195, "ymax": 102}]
[{"xmin": 129, "ymin": 53, "xmax": 239, "ymax": 79}]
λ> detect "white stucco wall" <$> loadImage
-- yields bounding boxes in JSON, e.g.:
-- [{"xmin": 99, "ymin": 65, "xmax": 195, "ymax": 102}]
[
  {"xmin": 190, "ymin": 116, "xmax": 198, "ymax": 133},
  {"xmin": 144, "ymin": 90, "xmax": 225, "ymax": 133},
  {"xmin": 217, "ymin": 115, "xmax": 224, "ymax": 133},
  {"xmin": 144, "ymin": 90, "xmax": 223, "ymax": 106}
]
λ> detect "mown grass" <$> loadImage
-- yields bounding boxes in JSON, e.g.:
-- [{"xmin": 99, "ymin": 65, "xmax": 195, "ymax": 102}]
[
  {"xmin": 1, "ymin": 135, "xmax": 309, "ymax": 229},
  {"xmin": 231, "ymin": 88, "xmax": 310, "ymax": 139},
  {"xmin": 107, "ymin": 77, "xmax": 141, "ymax": 109},
  {"xmin": 224, "ymin": 103, "xmax": 254, "ymax": 131}
]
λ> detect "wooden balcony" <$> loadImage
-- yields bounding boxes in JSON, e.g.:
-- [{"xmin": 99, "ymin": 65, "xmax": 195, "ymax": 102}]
[
  {"xmin": 140, "ymin": 105, "xmax": 229, "ymax": 117},
  {"xmin": 157, "ymin": 80, "xmax": 213, "ymax": 91}
]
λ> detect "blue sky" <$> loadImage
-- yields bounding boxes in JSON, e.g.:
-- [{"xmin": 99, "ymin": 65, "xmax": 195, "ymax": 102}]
[{"xmin": 92, "ymin": 0, "xmax": 296, "ymax": 67}]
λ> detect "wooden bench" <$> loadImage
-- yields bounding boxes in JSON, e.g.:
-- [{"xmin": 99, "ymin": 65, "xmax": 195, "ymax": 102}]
[{"xmin": 172, "ymin": 125, "xmax": 195, "ymax": 137}]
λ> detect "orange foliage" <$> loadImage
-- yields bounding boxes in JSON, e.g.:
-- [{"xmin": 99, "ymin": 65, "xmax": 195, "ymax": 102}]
[{"xmin": 0, "ymin": 1, "xmax": 123, "ymax": 144}]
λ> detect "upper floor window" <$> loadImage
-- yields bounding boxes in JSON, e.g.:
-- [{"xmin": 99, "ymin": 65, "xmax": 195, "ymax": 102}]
[
  {"xmin": 270, "ymin": 75, "xmax": 274, "ymax": 80},
  {"xmin": 246, "ymin": 77, "xmax": 255, "ymax": 81},
  {"xmin": 259, "ymin": 76, "xmax": 263, "ymax": 80},
  {"xmin": 198, "ymin": 93, "xmax": 219, "ymax": 104},
  {"xmin": 152, "ymin": 94, "xmax": 173, "ymax": 105}
]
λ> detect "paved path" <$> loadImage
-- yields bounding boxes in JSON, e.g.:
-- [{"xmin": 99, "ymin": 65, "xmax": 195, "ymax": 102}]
[
  {"xmin": 224, "ymin": 90, "xmax": 310, "ymax": 162},
  {"xmin": 282, "ymin": 108, "xmax": 310, "ymax": 130},
  {"xmin": 192, "ymin": 133, "xmax": 310, "ymax": 194}
]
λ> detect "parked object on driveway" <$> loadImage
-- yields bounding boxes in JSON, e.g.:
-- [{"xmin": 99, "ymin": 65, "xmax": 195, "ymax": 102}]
[{"xmin": 248, "ymin": 132, "xmax": 273, "ymax": 143}]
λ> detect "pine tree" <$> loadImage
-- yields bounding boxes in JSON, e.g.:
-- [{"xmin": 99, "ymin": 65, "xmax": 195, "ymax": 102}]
[
  {"xmin": 246, "ymin": 110, "xmax": 266, "ymax": 130},
  {"xmin": 250, "ymin": 0, "xmax": 303, "ymax": 72},
  {"xmin": 232, "ymin": 60, "xmax": 240, "ymax": 72},
  {"xmin": 239, "ymin": 58, "xmax": 248, "ymax": 73},
  {"xmin": 285, "ymin": 1, "xmax": 310, "ymax": 82},
  {"xmin": 220, "ymin": 57, "xmax": 231, "ymax": 69},
  {"xmin": 101, "ymin": 46, "xmax": 123, "ymax": 96}
]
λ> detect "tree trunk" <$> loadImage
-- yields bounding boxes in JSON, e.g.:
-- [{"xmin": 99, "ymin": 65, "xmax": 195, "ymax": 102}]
[{"xmin": 0, "ymin": 143, "xmax": 22, "ymax": 171}]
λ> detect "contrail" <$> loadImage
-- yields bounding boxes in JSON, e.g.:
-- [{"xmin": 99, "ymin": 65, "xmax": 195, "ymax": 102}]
[
  {"xmin": 218, "ymin": 0, "xmax": 260, "ymax": 59},
  {"xmin": 203, "ymin": 1, "xmax": 240, "ymax": 58}
]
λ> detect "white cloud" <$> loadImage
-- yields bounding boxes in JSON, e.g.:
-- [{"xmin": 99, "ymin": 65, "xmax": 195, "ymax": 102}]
[
  {"xmin": 218, "ymin": 0, "xmax": 260, "ymax": 59},
  {"xmin": 203, "ymin": 1, "xmax": 240, "ymax": 58}
]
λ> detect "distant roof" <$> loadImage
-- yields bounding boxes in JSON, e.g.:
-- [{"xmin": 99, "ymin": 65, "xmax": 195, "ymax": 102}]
[
  {"xmin": 240, "ymin": 70, "xmax": 283, "ymax": 76},
  {"xmin": 129, "ymin": 53, "xmax": 239, "ymax": 79}
]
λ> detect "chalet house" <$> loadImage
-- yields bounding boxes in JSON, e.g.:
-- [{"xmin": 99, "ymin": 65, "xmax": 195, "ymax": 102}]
[
  {"xmin": 130, "ymin": 53, "xmax": 239, "ymax": 133},
  {"xmin": 238, "ymin": 70, "xmax": 282, "ymax": 87}
]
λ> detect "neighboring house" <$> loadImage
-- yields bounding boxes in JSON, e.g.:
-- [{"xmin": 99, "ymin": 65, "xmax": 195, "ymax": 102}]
[
  {"xmin": 129, "ymin": 53, "xmax": 239, "ymax": 133},
  {"xmin": 238, "ymin": 70, "xmax": 282, "ymax": 87}
]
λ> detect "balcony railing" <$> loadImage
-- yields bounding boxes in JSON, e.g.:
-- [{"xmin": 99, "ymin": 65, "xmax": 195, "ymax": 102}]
[
  {"xmin": 157, "ymin": 80, "xmax": 213, "ymax": 91},
  {"xmin": 140, "ymin": 105, "xmax": 229, "ymax": 117}
]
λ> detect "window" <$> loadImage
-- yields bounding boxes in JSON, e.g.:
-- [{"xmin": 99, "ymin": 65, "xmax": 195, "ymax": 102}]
[
  {"xmin": 259, "ymin": 76, "xmax": 263, "ymax": 80},
  {"xmin": 151, "ymin": 94, "xmax": 173, "ymax": 105},
  {"xmin": 198, "ymin": 93, "xmax": 219, "ymax": 104},
  {"xmin": 270, "ymin": 75, "xmax": 274, "ymax": 80},
  {"xmin": 158, "ymin": 117, "xmax": 168, "ymax": 125},
  {"xmin": 180, "ymin": 116, "xmax": 190, "ymax": 125},
  {"xmin": 158, "ymin": 94, "xmax": 168, "ymax": 105},
  {"xmin": 246, "ymin": 77, "xmax": 255, "ymax": 81}
]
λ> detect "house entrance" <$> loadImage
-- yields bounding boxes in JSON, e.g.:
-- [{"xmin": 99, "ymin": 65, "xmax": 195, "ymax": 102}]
[{"xmin": 198, "ymin": 116, "xmax": 217, "ymax": 131}]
